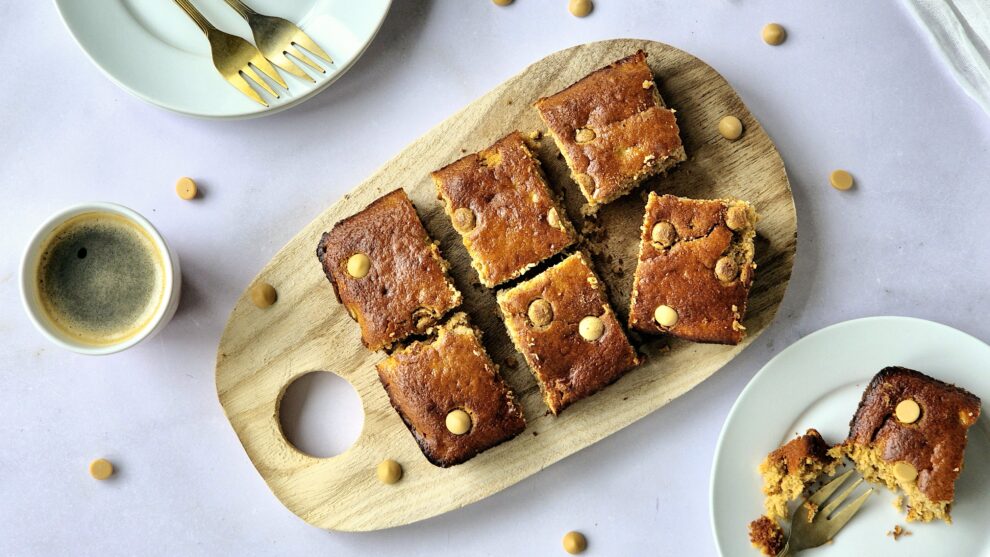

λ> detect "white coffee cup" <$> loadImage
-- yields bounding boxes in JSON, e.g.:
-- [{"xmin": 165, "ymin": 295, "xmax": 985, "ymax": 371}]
[{"xmin": 19, "ymin": 202, "xmax": 182, "ymax": 355}]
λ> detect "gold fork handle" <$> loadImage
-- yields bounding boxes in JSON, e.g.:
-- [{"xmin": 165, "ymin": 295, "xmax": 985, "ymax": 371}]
[
  {"xmin": 222, "ymin": 0, "xmax": 257, "ymax": 19},
  {"xmin": 775, "ymin": 541, "xmax": 794, "ymax": 557},
  {"xmin": 172, "ymin": 0, "xmax": 216, "ymax": 34}
]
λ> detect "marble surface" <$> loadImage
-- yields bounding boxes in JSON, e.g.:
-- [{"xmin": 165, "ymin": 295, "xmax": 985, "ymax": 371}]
[{"xmin": 2, "ymin": 1, "xmax": 989, "ymax": 555}]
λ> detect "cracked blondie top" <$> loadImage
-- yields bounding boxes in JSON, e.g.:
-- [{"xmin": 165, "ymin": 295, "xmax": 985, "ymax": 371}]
[
  {"xmin": 628, "ymin": 193, "xmax": 757, "ymax": 345},
  {"xmin": 533, "ymin": 50, "xmax": 686, "ymax": 208},
  {"xmin": 376, "ymin": 312, "xmax": 526, "ymax": 467},
  {"xmin": 316, "ymin": 189, "xmax": 461, "ymax": 351},
  {"xmin": 432, "ymin": 131, "xmax": 576, "ymax": 287},
  {"xmin": 496, "ymin": 252, "xmax": 639, "ymax": 415}
]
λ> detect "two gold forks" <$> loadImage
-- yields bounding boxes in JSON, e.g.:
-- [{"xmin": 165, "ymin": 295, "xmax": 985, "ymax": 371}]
[{"xmin": 172, "ymin": 0, "xmax": 333, "ymax": 107}]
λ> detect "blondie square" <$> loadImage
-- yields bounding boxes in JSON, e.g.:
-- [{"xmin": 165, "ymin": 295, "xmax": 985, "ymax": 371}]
[
  {"xmin": 316, "ymin": 189, "xmax": 461, "ymax": 351},
  {"xmin": 496, "ymin": 252, "xmax": 639, "ymax": 415},
  {"xmin": 628, "ymin": 193, "xmax": 757, "ymax": 345},
  {"xmin": 831, "ymin": 367, "xmax": 981, "ymax": 522},
  {"xmin": 432, "ymin": 131, "xmax": 577, "ymax": 287},
  {"xmin": 533, "ymin": 50, "xmax": 686, "ymax": 209},
  {"xmin": 376, "ymin": 313, "xmax": 527, "ymax": 467}
]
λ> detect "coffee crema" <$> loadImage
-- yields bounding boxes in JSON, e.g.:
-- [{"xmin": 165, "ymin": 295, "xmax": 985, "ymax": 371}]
[{"xmin": 35, "ymin": 212, "xmax": 166, "ymax": 346}]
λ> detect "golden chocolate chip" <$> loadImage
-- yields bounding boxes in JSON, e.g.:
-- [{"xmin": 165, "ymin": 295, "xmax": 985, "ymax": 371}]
[
  {"xmin": 562, "ymin": 531, "xmax": 587, "ymax": 554},
  {"xmin": 654, "ymin": 305, "xmax": 678, "ymax": 328},
  {"xmin": 896, "ymin": 399, "xmax": 921, "ymax": 424},
  {"xmin": 762, "ymin": 23, "xmax": 786, "ymax": 46},
  {"xmin": 376, "ymin": 459, "xmax": 402, "ymax": 484},
  {"xmin": 568, "ymin": 0, "xmax": 593, "ymax": 18},
  {"xmin": 548, "ymin": 207, "xmax": 561, "ymax": 229},
  {"xmin": 725, "ymin": 206, "xmax": 750, "ymax": 231},
  {"xmin": 89, "ymin": 458, "xmax": 114, "ymax": 480},
  {"xmin": 718, "ymin": 116, "xmax": 743, "ymax": 141},
  {"xmin": 651, "ymin": 221, "xmax": 677, "ymax": 248},
  {"xmin": 578, "ymin": 315, "xmax": 604, "ymax": 341},
  {"xmin": 715, "ymin": 256, "xmax": 740, "ymax": 282},
  {"xmin": 575, "ymin": 127, "xmax": 596, "ymax": 143},
  {"xmin": 446, "ymin": 409, "xmax": 472, "ymax": 435},
  {"xmin": 830, "ymin": 169, "xmax": 854, "ymax": 191},
  {"xmin": 893, "ymin": 461, "xmax": 918, "ymax": 483},
  {"xmin": 175, "ymin": 177, "xmax": 198, "ymax": 200},
  {"xmin": 528, "ymin": 299, "xmax": 554, "ymax": 327},
  {"xmin": 250, "ymin": 282, "xmax": 277, "ymax": 308},
  {"xmin": 453, "ymin": 207, "xmax": 476, "ymax": 232},
  {"xmin": 346, "ymin": 253, "xmax": 371, "ymax": 278}
]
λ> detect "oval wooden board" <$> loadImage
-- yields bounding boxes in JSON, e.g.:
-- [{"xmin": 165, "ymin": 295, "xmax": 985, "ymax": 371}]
[{"xmin": 215, "ymin": 39, "xmax": 796, "ymax": 532}]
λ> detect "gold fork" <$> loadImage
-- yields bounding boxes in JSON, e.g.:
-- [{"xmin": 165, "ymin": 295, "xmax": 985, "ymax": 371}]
[
  {"xmin": 222, "ymin": 0, "xmax": 333, "ymax": 83},
  {"xmin": 777, "ymin": 470, "xmax": 874, "ymax": 556},
  {"xmin": 173, "ymin": 0, "xmax": 286, "ymax": 107}
]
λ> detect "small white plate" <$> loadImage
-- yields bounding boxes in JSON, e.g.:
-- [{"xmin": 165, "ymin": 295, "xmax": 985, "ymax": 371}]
[
  {"xmin": 55, "ymin": 0, "xmax": 391, "ymax": 119},
  {"xmin": 711, "ymin": 316, "xmax": 990, "ymax": 556}
]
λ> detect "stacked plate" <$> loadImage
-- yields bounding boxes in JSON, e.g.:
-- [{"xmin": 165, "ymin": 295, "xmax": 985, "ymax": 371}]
[{"xmin": 55, "ymin": 0, "xmax": 391, "ymax": 118}]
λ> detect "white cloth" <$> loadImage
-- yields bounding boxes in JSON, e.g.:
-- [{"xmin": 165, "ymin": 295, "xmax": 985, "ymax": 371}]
[{"xmin": 905, "ymin": 0, "xmax": 990, "ymax": 116}]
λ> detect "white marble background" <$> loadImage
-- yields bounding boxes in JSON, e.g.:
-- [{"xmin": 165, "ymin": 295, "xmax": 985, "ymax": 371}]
[{"xmin": 2, "ymin": 1, "xmax": 989, "ymax": 555}]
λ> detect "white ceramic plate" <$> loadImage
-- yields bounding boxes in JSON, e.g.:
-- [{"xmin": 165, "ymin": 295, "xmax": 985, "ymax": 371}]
[
  {"xmin": 711, "ymin": 316, "xmax": 990, "ymax": 556},
  {"xmin": 55, "ymin": 0, "xmax": 391, "ymax": 118}
]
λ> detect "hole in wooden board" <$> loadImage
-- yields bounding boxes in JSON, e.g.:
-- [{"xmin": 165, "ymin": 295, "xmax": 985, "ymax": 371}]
[{"xmin": 278, "ymin": 371, "xmax": 363, "ymax": 458}]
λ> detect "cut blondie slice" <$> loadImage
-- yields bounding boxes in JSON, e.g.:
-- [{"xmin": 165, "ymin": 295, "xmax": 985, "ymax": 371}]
[
  {"xmin": 759, "ymin": 429, "xmax": 838, "ymax": 522},
  {"xmin": 533, "ymin": 50, "xmax": 686, "ymax": 208},
  {"xmin": 830, "ymin": 367, "xmax": 981, "ymax": 523},
  {"xmin": 376, "ymin": 312, "xmax": 526, "ymax": 467},
  {"xmin": 316, "ymin": 189, "xmax": 461, "ymax": 351},
  {"xmin": 496, "ymin": 252, "xmax": 639, "ymax": 415},
  {"xmin": 432, "ymin": 131, "xmax": 576, "ymax": 287},
  {"xmin": 628, "ymin": 192, "xmax": 757, "ymax": 345}
]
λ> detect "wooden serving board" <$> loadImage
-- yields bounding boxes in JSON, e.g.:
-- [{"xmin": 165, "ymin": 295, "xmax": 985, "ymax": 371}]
[{"xmin": 215, "ymin": 39, "xmax": 796, "ymax": 532}]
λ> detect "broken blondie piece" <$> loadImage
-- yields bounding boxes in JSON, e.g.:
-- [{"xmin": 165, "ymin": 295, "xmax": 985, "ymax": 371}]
[{"xmin": 830, "ymin": 367, "xmax": 981, "ymax": 522}]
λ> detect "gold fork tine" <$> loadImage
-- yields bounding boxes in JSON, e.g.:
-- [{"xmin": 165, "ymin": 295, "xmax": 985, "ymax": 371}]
[
  {"xmin": 265, "ymin": 50, "xmax": 314, "ymax": 82},
  {"xmin": 172, "ymin": 0, "xmax": 278, "ymax": 107},
  {"xmin": 223, "ymin": 0, "xmax": 333, "ymax": 80},
  {"xmin": 242, "ymin": 65, "xmax": 278, "ymax": 99},
  {"xmin": 824, "ymin": 488, "xmax": 874, "ymax": 537},
  {"xmin": 229, "ymin": 73, "xmax": 267, "ymax": 107},
  {"xmin": 820, "ymin": 477, "xmax": 863, "ymax": 518},
  {"xmin": 807, "ymin": 469, "xmax": 854, "ymax": 506},
  {"xmin": 249, "ymin": 52, "xmax": 287, "ymax": 89},
  {"xmin": 292, "ymin": 33, "xmax": 332, "ymax": 64},
  {"xmin": 286, "ymin": 45, "xmax": 325, "ymax": 73}
]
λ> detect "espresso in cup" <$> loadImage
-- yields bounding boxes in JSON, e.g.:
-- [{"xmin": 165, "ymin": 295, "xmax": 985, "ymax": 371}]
[{"xmin": 35, "ymin": 211, "xmax": 167, "ymax": 347}]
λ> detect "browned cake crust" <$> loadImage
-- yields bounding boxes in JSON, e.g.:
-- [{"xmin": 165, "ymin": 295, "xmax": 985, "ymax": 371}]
[
  {"xmin": 759, "ymin": 428, "xmax": 838, "ymax": 522},
  {"xmin": 628, "ymin": 193, "xmax": 757, "ymax": 345},
  {"xmin": 431, "ymin": 131, "xmax": 577, "ymax": 287},
  {"xmin": 316, "ymin": 189, "xmax": 462, "ymax": 351},
  {"xmin": 496, "ymin": 252, "xmax": 639, "ymax": 415},
  {"xmin": 748, "ymin": 515, "xmax": 785, "ymax": 556},
  {"xmin": 376, "ymin": 312, "xmax": 526, "ymax": 467},
  {"xmin": 533, "ymin": 50, "xmax": 686, "ymax": 208},
  {"xmin": 845, "ymin": 367, "xmax": 981, "ymax": 504},
  {"xmin": 767, "ymin": 428, "xmax": 834, "ymax": 472}
]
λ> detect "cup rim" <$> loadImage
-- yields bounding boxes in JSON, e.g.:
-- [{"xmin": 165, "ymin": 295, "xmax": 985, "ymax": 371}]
[{"xmin": 19, "ymin": 202, "xmax": 177, "ymax": 355}]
